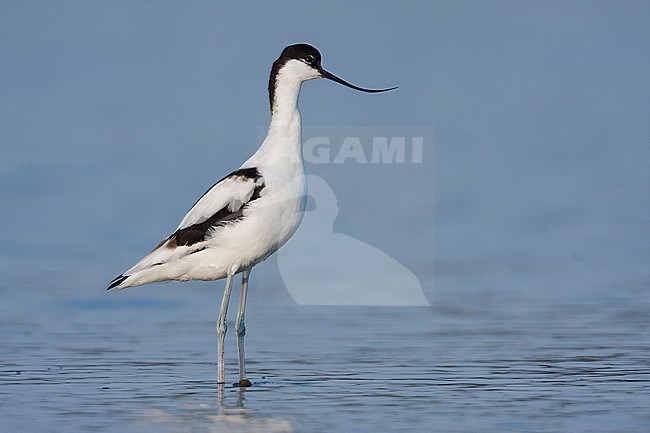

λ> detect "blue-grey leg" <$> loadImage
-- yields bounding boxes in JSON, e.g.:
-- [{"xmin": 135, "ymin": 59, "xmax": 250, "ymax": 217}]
[
  {"xmin": 234, "ymin": 268, "xmax": 252, "ymax": 387},
  {"xmin": 217, "ymin": 271, "xmax": 235, "ymax": 384}
]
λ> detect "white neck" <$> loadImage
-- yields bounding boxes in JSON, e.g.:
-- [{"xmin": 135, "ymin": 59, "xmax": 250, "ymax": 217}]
[
  {"xmin": 249, "ymin": 68, "xmax": 304, "ymax": 167},
  {"xmin": 268, "ymin": 75, "xmax": 302, "ymax": 143}
]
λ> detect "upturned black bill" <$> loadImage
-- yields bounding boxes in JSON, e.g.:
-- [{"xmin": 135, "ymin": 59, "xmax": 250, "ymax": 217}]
[{"xmin": 319, "ymin": 68, "xmax": 397, "ymax": 93}]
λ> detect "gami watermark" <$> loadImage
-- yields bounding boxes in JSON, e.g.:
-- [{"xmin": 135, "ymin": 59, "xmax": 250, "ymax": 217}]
[
  {"xmin": 257, "ymin": 125, "xmax": 433, "ymax": 166},
  {"xmin": 304, "ymin": 136, "xmax": 424, "ymax": 164},
  {"xmin": 278, "ymin": 174, "xmax": 430, "ymax": 306},
  {"xmin": 253, "ymin": 125, "xmax": 434, "ymax": 306}
]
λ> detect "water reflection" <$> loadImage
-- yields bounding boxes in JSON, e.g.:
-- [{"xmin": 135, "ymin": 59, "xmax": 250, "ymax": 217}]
[
  {"xmin": 1, "ymin": 277, "xmax": 649, "ymax": 432},
  {"xmin": 214, "ymin": 386, "xmax": 292, "ymax": 433},
  {"xmin": 132, "ymin": 385, "xmax": 294, "ymax": 433}
]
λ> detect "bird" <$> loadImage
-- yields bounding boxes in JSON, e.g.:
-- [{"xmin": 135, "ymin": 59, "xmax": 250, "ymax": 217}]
[{"xmin": 107, "ymin": 43, "xmax": 396, "ymax": 387}]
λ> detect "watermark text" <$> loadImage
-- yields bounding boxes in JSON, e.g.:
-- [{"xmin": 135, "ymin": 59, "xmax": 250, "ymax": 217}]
[{"xmin": 304, "ymin": 136, "xmax": 424, "ymax": 164}]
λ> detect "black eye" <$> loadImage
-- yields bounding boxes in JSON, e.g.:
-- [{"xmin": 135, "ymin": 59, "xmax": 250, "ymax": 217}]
[{"xmin": 305, "ymin": 55, "xmax": 315, "ymax": 64}]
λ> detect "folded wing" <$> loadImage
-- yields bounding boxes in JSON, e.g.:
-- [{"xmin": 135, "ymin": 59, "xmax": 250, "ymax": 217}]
[{"xmin": 107, "ymin": 167, "xmax": 265, "ymax": 289}]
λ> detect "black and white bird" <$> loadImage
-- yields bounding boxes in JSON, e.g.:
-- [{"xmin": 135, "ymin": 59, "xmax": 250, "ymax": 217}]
[{"xmin": 107, "ymin": 43, "xmax": 395, "ymax": 386}]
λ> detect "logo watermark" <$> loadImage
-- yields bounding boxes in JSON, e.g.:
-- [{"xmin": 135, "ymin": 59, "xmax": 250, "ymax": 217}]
[
  {"xmin": 256, "ymin": 125, "xmax": 434, "ymax": 306},
  {"xmin": 277, "ymin": 174, "xmax": 430, "ymax": 306},
  {"xmin": 303, "ymin": 136, "xmax": 423, "ymax": 164}
]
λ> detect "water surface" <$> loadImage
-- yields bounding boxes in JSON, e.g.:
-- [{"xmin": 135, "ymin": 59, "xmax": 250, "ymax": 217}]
[{"xmin": 1, "ymin": 262, "xmax": 649, "ymax": 432}]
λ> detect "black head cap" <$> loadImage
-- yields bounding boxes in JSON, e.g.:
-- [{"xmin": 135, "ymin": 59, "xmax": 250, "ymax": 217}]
[
  {"xmin": 278, "ymin": 44, "xmax": 322, "ymax": 66},
  {"xmin": 268, "ymin": 43, "xmax": 397, "ymax": 112},
  {"xmin": 269, "ymin": 44, "xmax": 322, "ymax": 110}
]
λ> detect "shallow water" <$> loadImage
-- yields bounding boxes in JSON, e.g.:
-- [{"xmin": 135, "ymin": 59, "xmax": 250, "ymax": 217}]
[{"xmin": 2, "ymin": 262, "xmax": 649, "ymax": 433}]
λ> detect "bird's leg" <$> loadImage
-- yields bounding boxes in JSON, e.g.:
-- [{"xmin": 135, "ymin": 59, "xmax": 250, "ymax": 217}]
[
  {"xmin": 217, "ymin": 271, "xmax": 235, "ymax": 384},
  {"xmin": 234, "ymin": 268, "xmax": 252, "ymax": 387}
]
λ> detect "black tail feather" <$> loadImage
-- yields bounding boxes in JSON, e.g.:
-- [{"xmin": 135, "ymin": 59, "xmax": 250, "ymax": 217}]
[{"xmin": 107, "ymin": 274, "xmax": 128, "ymax": 290}]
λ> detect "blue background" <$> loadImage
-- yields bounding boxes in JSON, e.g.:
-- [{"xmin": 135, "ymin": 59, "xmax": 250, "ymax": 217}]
[{"xmin": 2, "ymin": 1, "xmax": 649, "ymax": 292}]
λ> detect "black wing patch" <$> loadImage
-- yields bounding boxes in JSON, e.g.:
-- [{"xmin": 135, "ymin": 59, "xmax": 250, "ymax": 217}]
[{"xmin": 165, "ymin": 168, "xmax": 265, "ymax": 248}]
